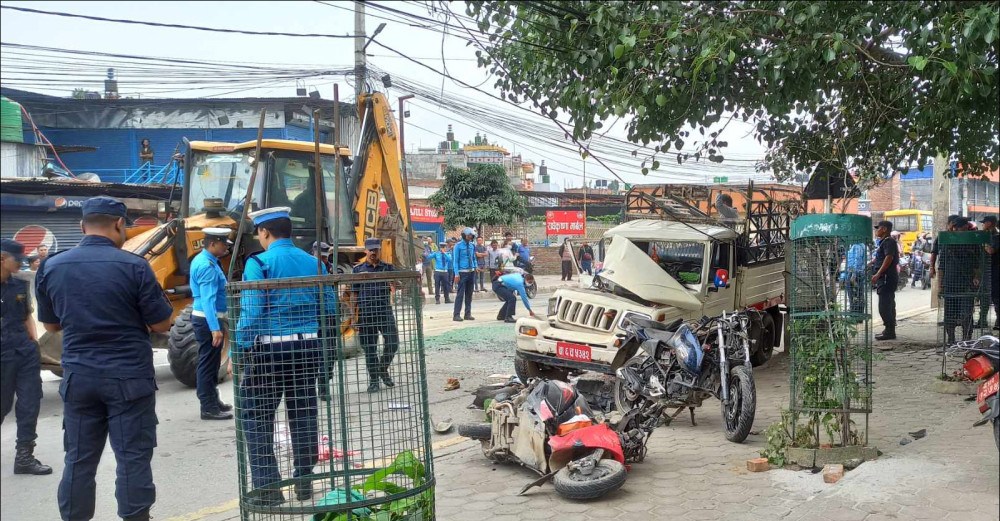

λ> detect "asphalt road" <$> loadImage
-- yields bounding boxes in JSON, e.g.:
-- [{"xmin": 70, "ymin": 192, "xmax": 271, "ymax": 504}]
[{"xmin": 0, "ymin": 287, "xmax": 933, "ymax": 520}]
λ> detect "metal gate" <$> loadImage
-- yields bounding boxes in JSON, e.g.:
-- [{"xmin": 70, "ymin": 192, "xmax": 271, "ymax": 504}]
[{"xmin": 0, "ymin": 209, "xmax": 84, "ymax": 255}]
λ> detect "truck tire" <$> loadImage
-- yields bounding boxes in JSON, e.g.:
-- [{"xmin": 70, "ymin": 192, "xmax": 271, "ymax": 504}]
[
  {"xmin": 749, "ymin": 312, "xmax": 775, "ymax": 367},
  {"xmin": 167, "ymin": 306, "xmax": 230, "ymax": 388},
  {"xmin": 514, "ymin": 354, "xmax": 569, "ymax": 383},
  {"xmin": 457, "ymin": 423, "xmax": 493, "ymax": 441},
  {"xmin": 552, "ymin": 459, "xmax": 627, "ymax": 500}
]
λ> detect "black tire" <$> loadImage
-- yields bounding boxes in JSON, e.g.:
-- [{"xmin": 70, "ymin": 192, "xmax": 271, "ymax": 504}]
[
  {"xmin": 722, "ymin": 365, "xmax": 756, "ymax": 443},
  {"xmin": 612, "ymin": 356, "xmax": 648, "ymax": 412},
  {"xmin": 525, "ymin": 282, "xmax": 537, "ymax": 299},
  {"xmin": 514, "ymin": 354, "xmax": 569, "ymax": 383},
  {"xmin": 552, "ymin": 459, "xmax": 628, "ymax": 500},
  {"xmin": 167, "ymin": 306, "xmax": 230, "ymax": 388},
  {"xmin": 457, "ymin": 423, "xmax": 492, "ymax": 441},
  {"xmin": 749, "ymin": 313, "xmax": 775, "ymax": 367}
]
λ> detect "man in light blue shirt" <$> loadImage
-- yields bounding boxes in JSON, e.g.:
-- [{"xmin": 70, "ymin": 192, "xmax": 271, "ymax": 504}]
[
  {"xmin": 844, "ymin": 242, "xmax": 868, "ymax": 314},
  {"xmin": 431, "ymin": 242, "xmax": 452, "ymax": 304},
  {"xmin": 494, "ymin": 271, "xmax": 536, "ymax": 323},
  {"xmin": 514, "ymin": 238, "xmax": 532, "ymax": 272},
  {"xmin": 235, "ymin": 206, "xmax": 334, "ymax": 507},
  {"xmin": 452, "ymin": 227, "xmax": 478, "ymax": 321},
  {"xmin": 190, "ymin": 227, "xmax": 234, "ymax": 421}
]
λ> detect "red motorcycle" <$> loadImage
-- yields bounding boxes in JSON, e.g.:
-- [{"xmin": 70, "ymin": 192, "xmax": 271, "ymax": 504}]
[
  {"xmin": 947, "ymin": 335, "xmax": 1000, "ymax": 448},
  {"xmin": 459, "ymin": 379, "xmax": 662, "ymax": 499}
]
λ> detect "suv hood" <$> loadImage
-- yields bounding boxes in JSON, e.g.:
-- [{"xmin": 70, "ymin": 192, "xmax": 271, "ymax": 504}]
[{"xmin": 597, "ymin": 235, "xmax": 702, "ymax": 310}]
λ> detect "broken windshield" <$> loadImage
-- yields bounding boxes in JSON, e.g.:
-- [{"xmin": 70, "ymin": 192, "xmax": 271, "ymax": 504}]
[{"xmin": 599, "ymin": 238, "xmax": 705, "ymax": 287}]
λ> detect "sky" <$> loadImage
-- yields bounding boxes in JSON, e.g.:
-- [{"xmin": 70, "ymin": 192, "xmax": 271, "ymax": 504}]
[{"xmin": 0, "ymin": 1, "xmax": 771, "ymax": 189}]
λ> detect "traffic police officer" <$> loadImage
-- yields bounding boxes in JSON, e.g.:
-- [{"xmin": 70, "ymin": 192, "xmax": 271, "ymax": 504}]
[
  {"xmin": 452, "ymin": 227, "xmax": 478, "ymax": 321},
  {"xmin": 431, "ymin": 241, "xmax": 452, "ymax": 304},
  {"xmin": 352, "ymin": 238, "xmax": 399, "ymax": 393},
  {"xmin": 35, "ymin": 196, "xmax": 174, "ymax": 521},
  {"xmin": 1, "ymin": 238, "xmax": 52, "ymax": 476},
  {"xmin": 190, "ymin": 227, "xmax": 234, "ymax": 420},
  {"xmin": 235, "ymin": 206, "xmax": 334, "ymax": 506},
  {"xmin": 494, "ymin": 270, "xmax": 537, "ymax": 323}
]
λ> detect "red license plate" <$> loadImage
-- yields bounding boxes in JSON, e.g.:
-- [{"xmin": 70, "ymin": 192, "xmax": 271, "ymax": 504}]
[
  {"xmin": 555, "ymin": 341, "xmax": 592, "ymax": 363},
  {"xmin": 978, "ymin": 373, "xmax": 1000, "ymax": 404}
]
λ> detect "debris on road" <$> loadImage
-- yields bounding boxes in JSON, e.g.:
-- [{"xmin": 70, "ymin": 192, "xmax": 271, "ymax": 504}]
[
  {"xmin": 747, "ymin": 457, "xmax": 770, "ymax": 472},
  {"xmin": 908, "ymin": 428, "xmax": 927, "ymax": 440},
  {"xmin": 433, "ymin": 418, "xmax": 453, "ymax": 434},
  {"xmin": 823, "ymin": 464, "xmax": 845, "ymax": 484},
  {"xmin": 444, "ymin": 377, "xmax": 461, "ymax": 391}
]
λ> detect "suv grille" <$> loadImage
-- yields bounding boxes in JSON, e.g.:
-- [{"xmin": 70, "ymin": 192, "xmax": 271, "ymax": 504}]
[{"xmin": 556, "ymin": 298, "xmax": 617, "ymax": 331}]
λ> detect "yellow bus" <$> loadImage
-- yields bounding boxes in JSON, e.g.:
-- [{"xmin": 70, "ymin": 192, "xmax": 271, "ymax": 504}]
[{"xmin": 883, "ymin": 209, "xmax": 933, "ymax": 253}]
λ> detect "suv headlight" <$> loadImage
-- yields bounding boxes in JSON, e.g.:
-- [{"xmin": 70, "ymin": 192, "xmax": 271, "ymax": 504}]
[
  {"xmin": 547, "ymin": 297, "xmax": 558, "ymax": 317},
  {"xmin": 619, "ymin": 311, "xmax": 652, "ymax": 330}
]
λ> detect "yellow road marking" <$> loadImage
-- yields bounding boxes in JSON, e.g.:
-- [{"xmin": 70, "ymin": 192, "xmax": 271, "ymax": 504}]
[{"xmin": 169, "ymin": 436, "xmax": 471, "ymax": 520}]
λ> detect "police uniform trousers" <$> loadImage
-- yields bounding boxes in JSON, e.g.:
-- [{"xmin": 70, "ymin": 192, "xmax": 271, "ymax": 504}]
[
  {"xmin": 493, "ymin": 280, "xmax": 517, "ymax": 320},
  {"xmin": 0, "ymin": 347, "xmax": 42, "ymax": 449},
  {"xmin": 357, "ymin": 306, "xmax": 399, "ymax": 382},
  {"xmin": 238, "ymin": 338, "xmax": 320, "ymax": 490},
  {"xmin": 453, "ymin": 271, "xmax": 475, "ymax": 317},
  {"xmin": 433, "ymin": 271, "xmax": 451, "ymax": 302},
  {"xmin": 58, "ymin": 373, "xmax": 158, "ymax": 520},
  {"xmin": 191, "ymin": 316, "xmax": 225, "ymax": 413}
]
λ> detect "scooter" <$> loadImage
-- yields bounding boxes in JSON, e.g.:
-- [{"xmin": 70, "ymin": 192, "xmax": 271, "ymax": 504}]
[
  {"xmin": 946, "ymin": 336, "xmax": 1000, "ymax": 449},
  {"xmin": 459, "ymin": 378, "xmax": 663, "ymax": 500}
]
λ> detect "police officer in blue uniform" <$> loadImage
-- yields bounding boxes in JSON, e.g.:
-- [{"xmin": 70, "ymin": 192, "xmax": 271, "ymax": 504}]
[
  {"xmin": 431, "ymin": 241, "xmax": 452, "ymax": 305},
  {"xmin": 452, "ymin": 227, "xmax": 478, "ymax": 321},
  {"xmin": 1, "ymin": 238, "xmax": 52, "ymax": 476},
  {"xmin": 190, "ymin": 227, "xmax": 234, "ymax": 420},
  {"xmin": 235, "ymin": 206, "xmax": 334, "ymax": 507},
  {"xmin": 35, "ymin": 196, "xmax": 174, "ymax": 521},
  {"xmin": 352, "ymin": 238, "xmax": 399, "ymax": 393}
]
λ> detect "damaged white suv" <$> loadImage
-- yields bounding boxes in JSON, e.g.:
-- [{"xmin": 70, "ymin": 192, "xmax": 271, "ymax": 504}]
[{"xmin": 513, "ymin": 219, "xmax": 787, "ymax": 382}]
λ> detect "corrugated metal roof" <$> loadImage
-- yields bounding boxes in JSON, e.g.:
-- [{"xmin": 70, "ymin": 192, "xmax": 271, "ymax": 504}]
[{"xmin": 0, "ymin": 178, "xmax": 177, "ymax": 200}]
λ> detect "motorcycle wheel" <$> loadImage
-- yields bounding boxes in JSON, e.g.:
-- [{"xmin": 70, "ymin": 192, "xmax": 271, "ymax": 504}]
[
  {"xmin": 722, "ymin": 365, "xmax": 757, "ymax": 443},
  {"xmin": 552, "ymin": 459, "xmax": 628, "ymax": 500},
  {"xmin": 458, "ymin": 423, "xmax": 492, "ymax": 441},
  {"xmin": 612, "ymin": 356, "xmax": 648, "ymax": 412}
]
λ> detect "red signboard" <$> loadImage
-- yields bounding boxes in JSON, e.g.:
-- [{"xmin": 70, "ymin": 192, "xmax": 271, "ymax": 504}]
[
  {"xmin": 379, "ymin": 202, "xmax": 445, "ymax": 224},
  {"xmin": 546, "ymin": 210, "xmax": 586, "ymax": 236}
]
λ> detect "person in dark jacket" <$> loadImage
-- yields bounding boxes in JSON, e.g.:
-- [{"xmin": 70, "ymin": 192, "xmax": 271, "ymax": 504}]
[
  {"xmin": 578, "ymin": 241, "xmax": 595, "ymax": 275},
  {"xmin": 558, "ymin": 239, "xmax": 574, "ymax": 281}
]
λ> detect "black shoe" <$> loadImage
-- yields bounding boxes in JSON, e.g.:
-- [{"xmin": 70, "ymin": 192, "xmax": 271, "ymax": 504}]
[
  {"xmin": 367, "ymin": 381, "xmax": 381, "ymax": 393},
  {"xmin": 122, "ymin": 509, "xmax": 150, "ymax": 521},
  {"xmin": 13, "ymin": 447, "xmax": 52, "ymax": 475},
  {"xmin": 295, "ymin": 480, "xmax": 313, "ymax": 501},
  {"xmin": 464, "ymin": 315, "xmax": 475, "ymax": 321},
  {"xmin": 875, "ymin": 331, "xmax": 896, "ymax": 341},
  {"xmin": 497, "ymin": 314, "xmax": 505, "ymax": 321},
  {"xmin": 504, "ymin": 317, "xmax": 516, "ymax": 324},
  {"xmin": 246, "ymin": 489, "xmax": 285, "ymax": 508},
  {"xmin": 445, "ymin": 299, "xmax": 452, "ymax": 304},
  {"xmin": 217, "ymin": 402, "xmax": 233, "ymax": 413},
  {"xmin": 201, "ymin": 409, "xmax": 234, "ymax": 421},
  {"xmin": 453, "ymin": 315, "xmax": 464, "ymax": 322},
  {"xmin": 436, "ymin": 299, "xmax": 440, "ymax": 305},
  {"xmin": 381, "ymin": 373, "xmax": 395, "ymax": 388}
]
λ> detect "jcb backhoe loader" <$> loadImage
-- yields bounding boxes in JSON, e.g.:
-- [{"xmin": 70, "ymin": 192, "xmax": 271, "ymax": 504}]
[{"xmin": 36, "ymin": 91, "xmax": 414, "ymax": 387}]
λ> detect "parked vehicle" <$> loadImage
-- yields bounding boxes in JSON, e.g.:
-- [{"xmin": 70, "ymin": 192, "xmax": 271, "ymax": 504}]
[
  {"xmin": 459, "ymin": 378, "xmax": 664, "ymax": 500},
  {"xmin": 615, "ymin": 311, "xmax": 757, "ymax": 443},
  {"xmin": 945, "ymin": 335, "xmax": 1000, "ymax": 448},
  {"xmin": 910, "ymin": 252, "xmax": 930, "ymax": 289}
]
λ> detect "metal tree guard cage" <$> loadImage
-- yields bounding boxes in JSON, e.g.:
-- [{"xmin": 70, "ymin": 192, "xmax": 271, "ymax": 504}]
[
  {"xmin": 227, "ymin": 271, "xmax": 435, "ymax": 521},
  {"xmin": 788, "ymin": 214, "xmax": 874, "ymax": 447},
  {"xmin": 935, "ymin": 230, "xmax": 994, "ymax": 376}
]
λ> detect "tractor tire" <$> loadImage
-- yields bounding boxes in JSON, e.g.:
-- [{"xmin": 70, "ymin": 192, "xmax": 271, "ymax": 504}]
[
  {"xmin": 749, "ymin": 312, "xmax": 776, "ymax": 367},
  {"xmin": 552, "ymin": 459, "xmax": 628, "ymax": 500},
  {"xmin": 167, "ymin": 306, "xmax": 230, "ymax": 388},
  {"xmin": 457, "ymin": 423, "xmax": 493, "ymax": 441}
]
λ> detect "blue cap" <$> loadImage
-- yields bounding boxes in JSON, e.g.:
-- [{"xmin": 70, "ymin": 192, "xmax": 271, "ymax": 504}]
[
  {"xmin": 1, "ymin": 238, "xmax": 26, "ymax": 262},
  {"xmin": 248, "ymin": 206, "xmax": 291, "ymax": 227},
  {"xmin": 364, "ymin": 238, "xmax": 382, "ymax": 250},
  {"xmin": 82, "ymin": 196, "xmax": 133, "ymax": 225}
]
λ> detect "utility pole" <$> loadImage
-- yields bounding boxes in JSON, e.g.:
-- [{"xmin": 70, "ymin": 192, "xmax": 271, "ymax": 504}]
[
  {"xmin": 354, "ymin": 1, "xmax": 366, "ymax": 98},
  {"xmin": 582, "ymin": 157, "xmax": 588, "ymax": 236}
]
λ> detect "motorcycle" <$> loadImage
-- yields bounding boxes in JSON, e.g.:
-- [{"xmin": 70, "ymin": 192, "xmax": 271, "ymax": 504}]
[
  {"xmin": 910, "ymin": 252, "xmax": 930, "ymax": 289},
  {"xmin": 458, "ymin": 378, "xmax": 664, "ymax": 500},
  {"xmin": 614, "ymin": 311, "xmax": 757, "ymax": 443},
  {"xmin": 497, "ymin": 255, "xmax": 537, "ymax": 300},
  {"xmin": 944, "ymin": 335, "xmax": 1000, "ymax": 448}
]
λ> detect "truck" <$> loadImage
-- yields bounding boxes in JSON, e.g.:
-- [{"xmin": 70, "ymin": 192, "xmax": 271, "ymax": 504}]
[
  {"xmin": 35, "ymin": 91, "xmax": 413, "ymax": 386},
  {"xmin": 512, "ymin": 183, "xmax": 805, "ymax": 383}
]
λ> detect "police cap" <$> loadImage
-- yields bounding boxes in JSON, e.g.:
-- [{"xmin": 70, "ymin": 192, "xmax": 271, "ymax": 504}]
[
  {"xmin": 83, "ymin": 196, "xmax": 133, "ymax": 225},
  {"xmin": 364, "ymin": 238, "xmax": 382, "ymax": 251},
  {"xmin": 203, "ymin": 227, "xmax": 233, "ymax": 245},
  {"xmin": 248, "ymin": 206, "xmax": 291, "ymax": 227},
  {"xmin": 874, "ymin": 220, "xmax": 893, "ymax": 231},
  {"xmin": 0, "ymin": 238, "xmax": 26, "ymax": 262}
]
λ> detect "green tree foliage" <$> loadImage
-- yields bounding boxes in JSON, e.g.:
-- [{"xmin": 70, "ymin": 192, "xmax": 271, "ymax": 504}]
[
  {"xmin": 428, "ymin": 163, "xmax": 527, "ymax": 229},
  {"xmin": 466, "ymin": 1, "xmax": 999, "ymax": 183}
]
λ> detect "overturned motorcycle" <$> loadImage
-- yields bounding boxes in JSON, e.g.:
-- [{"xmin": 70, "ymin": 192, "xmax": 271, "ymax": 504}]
[{"xmin": 459, "ymin": 378, "xmax": 663, "ymax": 500}]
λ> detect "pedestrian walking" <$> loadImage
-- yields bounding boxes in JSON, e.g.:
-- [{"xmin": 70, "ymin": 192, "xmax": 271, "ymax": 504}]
[
  {"xmin": 558, "ymin": 238, "xmax": 573, "ymax": 281},
  {"xmin": 351, "ymin": 238, "xmax": 399, "ymax": 393},
  {"xmin": 475, "ymin": 236, "xmax": 488, "ymax": 291},
  {"xmin": 493, "ymin": 270, "xmax": 536, "ymax": 323},
  {"xmin": 452, "ymin": 227, "xmax": 478, "ymax": 322},
  {"xmin": 980, "ymin": 215, "xmax": 999, "ymax": 330},
  {"xmin": 578, "ymin": 241, "xmax": 594, "ymax": 275},
  {"xmin": 1, "ymin": 238, "xmax": 51, "ymax": 476},
  {"xmin": 190, "ymin": 228, "xmax": 234, "ymax": 421},
  {"xmin": 432, "ymin": 242, "xmax": 452, "ymax": 304},
  {"xmin": 35, "ymin": 196, "xmax": 174, "ymax": 521},
  {"xmin": 235, "ymin": 206, "xmax": 334, "ymax": 506},
  {"xmin": 871, "ymin": 220, "xmax": 899, "ymax": 341},
  {"xmin": 420, "ymin": 237, "xmax": 435, "ymax": 296}
]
